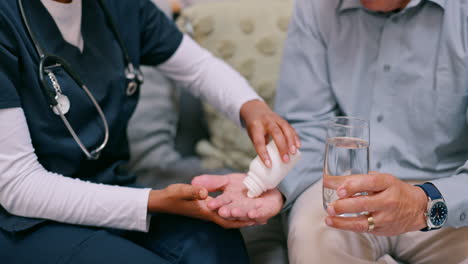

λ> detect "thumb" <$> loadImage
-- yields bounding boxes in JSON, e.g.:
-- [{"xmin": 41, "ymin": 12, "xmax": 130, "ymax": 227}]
[
  {"xmin": 177, "ymin": 184, "xmax": 208, "ymax": 200},
  {"xmin": 191, "ymin": 175, "xmax": 229, "ymax": 192}
]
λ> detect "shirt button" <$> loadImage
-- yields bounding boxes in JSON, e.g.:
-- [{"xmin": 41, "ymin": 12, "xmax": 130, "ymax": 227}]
[
  {"xmin": 392, "ymin": 17, "xmax": 399, "ymax": 23},
  {"xmin": 461, "ymin": 213, "xmax": 466, "ymax": 221},
  {"xmin": 377, "ymin": 115, "xmax": 384, "ymax": 123},
  {"xmin": 383, "ymin": 64, "xmax": 391, "ymax": 72},
  {"xmin": 376, "ymin": 162, "xmax": 382, "ymax": 169}
]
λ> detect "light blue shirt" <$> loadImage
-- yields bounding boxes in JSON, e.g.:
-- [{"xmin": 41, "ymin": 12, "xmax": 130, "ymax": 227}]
[{"xmin": 276, "ymin": 0, "xmax": 468, "ymax": 228}]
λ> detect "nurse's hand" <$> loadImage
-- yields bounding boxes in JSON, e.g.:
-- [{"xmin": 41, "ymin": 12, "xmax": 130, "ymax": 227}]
[
  {"xmin": 240, "ymin": 100, "xmax": 300, "ymax": 168},
  {"xmin": 148, "ymin": 184, "xmax": 255, "ymax": 229},
  {"xmin": 192, "ymin": 174, "xmax": 284, "ymax": 224}
]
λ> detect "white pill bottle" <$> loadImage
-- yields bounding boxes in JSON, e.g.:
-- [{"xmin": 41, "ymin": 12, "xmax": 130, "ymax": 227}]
[{"xmin": 243, "ymin": 141, "xmax": 301, "ymax": 198}]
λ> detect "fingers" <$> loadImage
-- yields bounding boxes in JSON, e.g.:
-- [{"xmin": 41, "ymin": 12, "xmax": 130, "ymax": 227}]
[
  {"xmin": 278, "ymin": 120, "xmax": 299, "ymax": 155},
  {"xmin": 214, "ymin": 199, "xmax": 256, "ymax": 221},
  {"xmin": 217, "ymin": 206, "xmax": 259, "ymax": 222},
  {"xmin": 246, "ymin": 209, "xmax": 267, "ymax": 224},
  {"xmin": 167, "ymin": 184, "xmax": 207, "ymax": 200},
  {"xmin": 269, "ymin": 122, "xmax": 290, "ymax": 163},
  {"xmin": 327, "ymin": 193, "xmax": 386, "ymax": 216},
  {"xmin": 323, "ymin": 174, "xmax": 350, "ymax": 190},
  {"xmin": 325, "ymin": 215, "xmax": 371, "ymax": 233},
  {"xmin": 245, "ymin": 194, "xmax": 281, "ymax": 223},
  {"xmin": 249, "ymin": 121, "xmax": 272, "ymax": 168},
  {"xmin": 243, "ymin": 100, "xmax": 300, "ymax": 166},
  {"xmin": 207, "ymin": 194, "xmax": 232, "ymax": 210},
  {"xmin": 212, "ymin": 216, "xmax": 256, "ymax": 229},
  {"xmin": 201, "ymin": 199, "xmax": 255, "ymax": 229},
  {"xmin": 294, "ymin": 133, "xmax": 301, "ymax": 148},
  {"xmin": 336, "ymin": 173, "xmax": 394, "ymax": 198},
  {"xmin": 246, "ymin": 208, "xmax": 268, "ymax": 224},
  {"xmin": 191, "ymin": 175, "xmax": 229, "ymax": 192},
  {"xmin": 231, "ymin": 207, "xmax": 249, "ymax": 220},
  {"xmin": 218, "ymin": 206, "xmax": 232, "ymax": 218}
]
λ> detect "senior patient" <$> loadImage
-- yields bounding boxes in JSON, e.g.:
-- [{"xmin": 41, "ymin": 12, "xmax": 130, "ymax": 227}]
[
  {"xmin": 198, "ymin": 0, "xmax": 468, "ymax": 263},
  {"xmin": 277, "ymin": 0, "xmax": 468, "ymax": 263}
]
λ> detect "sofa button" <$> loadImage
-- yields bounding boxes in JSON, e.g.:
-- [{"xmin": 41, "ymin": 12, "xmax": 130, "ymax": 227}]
[{"xmin": 460, "ymin": 213, "xmax": 466, "ymax": 222}]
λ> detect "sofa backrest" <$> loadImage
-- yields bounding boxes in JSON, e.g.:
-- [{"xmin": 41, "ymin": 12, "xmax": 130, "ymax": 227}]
[{"xmin": 177, "ymin": 0, "xmax": 294, "ymax": 171}]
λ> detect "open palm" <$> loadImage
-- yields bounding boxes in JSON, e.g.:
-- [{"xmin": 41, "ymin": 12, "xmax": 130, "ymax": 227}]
[{"xmin": 191, "ymin": 173, "xmax": 284, "ymax": 225}]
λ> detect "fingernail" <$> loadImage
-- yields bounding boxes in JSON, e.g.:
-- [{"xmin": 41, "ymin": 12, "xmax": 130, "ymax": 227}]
[
  {"xmin": 283, "ymin": 154, "xmax": 290, "ymax": 163},
  {"xmin": 327, "ymin": 205, "xmax": 336, "ymax": 216},
  {"xmin": 337, "ymin": 189, "xmax": 347, "ymax": 198},
  {"xmin": 296, "ymin": 140, "xmax": 301, "ymax": 148},
  {"xmin": 290, "ymin": 145, "xmax": 297, "ymax": 154},
  {"xmin": 325, "ymin": 217, "xmax": 333, "ymax": 226},
  {"xmin": 265, "ymin": 159, "xmax": 272, "ymax": 168},
  {"xmin": 199, "ymin": 189, "xmax": 207, "ymax": 198}
]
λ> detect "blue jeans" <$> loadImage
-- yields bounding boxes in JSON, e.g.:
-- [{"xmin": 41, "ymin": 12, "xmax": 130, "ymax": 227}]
[{"xmin": 0, "ymin": 214, "xmax": 249, "ymax": 264}]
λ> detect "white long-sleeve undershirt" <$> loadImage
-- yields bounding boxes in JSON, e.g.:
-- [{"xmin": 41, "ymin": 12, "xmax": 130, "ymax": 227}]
[
  {"xmin": 0, "ymin": 108, "xmax": 152, "ymax": 231},
  {"xmin": 157, "ymin": 35, "xmax": 261, "ymax": 126},
  {"xmin": 0, "ymin": 35, "xmax": 260, "ymax": 232}
]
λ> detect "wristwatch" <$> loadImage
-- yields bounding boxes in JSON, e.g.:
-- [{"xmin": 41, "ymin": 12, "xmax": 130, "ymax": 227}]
[{"xmin": 415, "ymin": 182, "xmax": 448, "ymax": 231}]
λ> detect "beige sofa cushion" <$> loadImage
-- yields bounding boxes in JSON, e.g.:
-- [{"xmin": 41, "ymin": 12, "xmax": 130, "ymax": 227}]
[{"xmin": 177, "ymin": 0, "xmax": 293, "ymax": 171}]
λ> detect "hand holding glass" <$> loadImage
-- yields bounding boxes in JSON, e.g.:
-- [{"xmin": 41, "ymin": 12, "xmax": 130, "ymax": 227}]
[{"xmin": 323, "ymin": 117, "xmax": 369, "ymax": 217}]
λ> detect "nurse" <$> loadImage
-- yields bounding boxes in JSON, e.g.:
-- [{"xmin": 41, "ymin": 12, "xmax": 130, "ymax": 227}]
[{"xmin": 0, "ymin": 0, "xmax": 299, "ymax": 263}]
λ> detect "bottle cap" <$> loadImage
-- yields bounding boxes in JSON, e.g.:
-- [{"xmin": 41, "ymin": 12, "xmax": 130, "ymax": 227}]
[{"xmin": 243, "ymin": 174, "xmax": 265, "ymax": 198}]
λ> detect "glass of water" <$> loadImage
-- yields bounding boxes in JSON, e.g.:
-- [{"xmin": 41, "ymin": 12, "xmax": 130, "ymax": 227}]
[{"xmin": 322, "ymin": 116, "xmax": 369, "ymax": 217}]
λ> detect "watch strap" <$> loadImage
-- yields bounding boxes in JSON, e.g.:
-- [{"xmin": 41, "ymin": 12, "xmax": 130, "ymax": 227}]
[
  {"xmin": 415, "ymin": 182, "xmax": 444, "ymax": 231},
  {"xmin": 415, "ymin": 182, "xmax": 442, "ymax": 200}
]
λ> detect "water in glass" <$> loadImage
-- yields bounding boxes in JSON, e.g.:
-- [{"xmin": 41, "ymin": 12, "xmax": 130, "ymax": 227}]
[{"xmin": 322, "ymin": 117, "xmax": 369, "ymax": 217}]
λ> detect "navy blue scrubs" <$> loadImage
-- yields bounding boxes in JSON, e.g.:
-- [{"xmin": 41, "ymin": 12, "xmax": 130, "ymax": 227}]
[{"xmin": 0, "ymin": 0, "xmax": 248, "ymax": 263}]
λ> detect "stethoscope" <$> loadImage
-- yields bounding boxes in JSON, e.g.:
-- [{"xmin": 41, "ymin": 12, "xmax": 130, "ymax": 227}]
[{"xmin": 18, "ymin": 0, "xmax": 144, "ymax": 160}]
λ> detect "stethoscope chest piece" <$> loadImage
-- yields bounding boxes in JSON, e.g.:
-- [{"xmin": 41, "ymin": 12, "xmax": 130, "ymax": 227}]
[{"xmin": 52, "ymin": 93, "xmax": 71, "ymax": 115}]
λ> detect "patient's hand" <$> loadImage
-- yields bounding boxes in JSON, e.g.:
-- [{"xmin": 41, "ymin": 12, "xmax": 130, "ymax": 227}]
[{"xmin": 191, "ymin": 173, "xmax": 284, "ymax": 225}]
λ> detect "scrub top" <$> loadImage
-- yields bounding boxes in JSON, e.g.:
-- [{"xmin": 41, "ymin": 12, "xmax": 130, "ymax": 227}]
[{"xmin": 0, "ymin": 0, "xmax": 183, "ymax": 232}]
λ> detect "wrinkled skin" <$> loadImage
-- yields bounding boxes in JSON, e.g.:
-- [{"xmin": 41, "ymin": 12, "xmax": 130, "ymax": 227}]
[{"xmin": 324, "ymin": 172, "xmax": 428, "ymax": 236}]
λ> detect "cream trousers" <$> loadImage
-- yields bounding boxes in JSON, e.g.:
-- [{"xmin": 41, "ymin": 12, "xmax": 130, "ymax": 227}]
[{"xmin": 287, "ymin": 180, "xmax": 468, "ymax": 264}]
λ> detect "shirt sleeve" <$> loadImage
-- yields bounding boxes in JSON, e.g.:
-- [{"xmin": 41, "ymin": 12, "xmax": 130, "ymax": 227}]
[
  {"xmin": 0, "ymin": 108, "xmax": 152, "ymax": 232},
  {"xmin": 275, "ymin": 0, "xmax": 339, "ymax": 211},
  {"xmin": 138, "ymin": 0, "xmax": 183, "ymax": 66},
  {"xmin": 156, "ymin": 35, "xmax": 262, "ymax": 127},
  {"xmin": 431, "ymin": 172, "xmax": 468, "ymax": 228},
  {"xmin": 431, "ymin": 107, "xmax": 468, "ymax": 228},
  {"xmin": 0, "ymin": 14, "xmax": 21, "ymax": 109}
]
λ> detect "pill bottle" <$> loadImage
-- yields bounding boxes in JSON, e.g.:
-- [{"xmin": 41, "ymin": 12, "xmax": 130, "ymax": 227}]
[{"xmin": 243, "ymin": 141, "xmax": 301, "ymax": 198}]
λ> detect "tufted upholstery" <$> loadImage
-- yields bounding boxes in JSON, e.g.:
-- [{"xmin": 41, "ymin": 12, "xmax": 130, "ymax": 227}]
[{"xmin": 177, "ymin": 0, "xmax": 294, "ymax": 172}]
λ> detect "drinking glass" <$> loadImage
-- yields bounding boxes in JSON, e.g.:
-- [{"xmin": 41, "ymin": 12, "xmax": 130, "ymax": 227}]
[{"xmin": 322, "ymin": 116, "xmax": 369, "ymax": 217}]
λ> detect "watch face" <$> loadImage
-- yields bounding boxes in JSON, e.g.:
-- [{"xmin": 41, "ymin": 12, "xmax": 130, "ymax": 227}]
[{"xmin": 430, "ymin": 201, "xmax": 448, "ymax": 227}]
